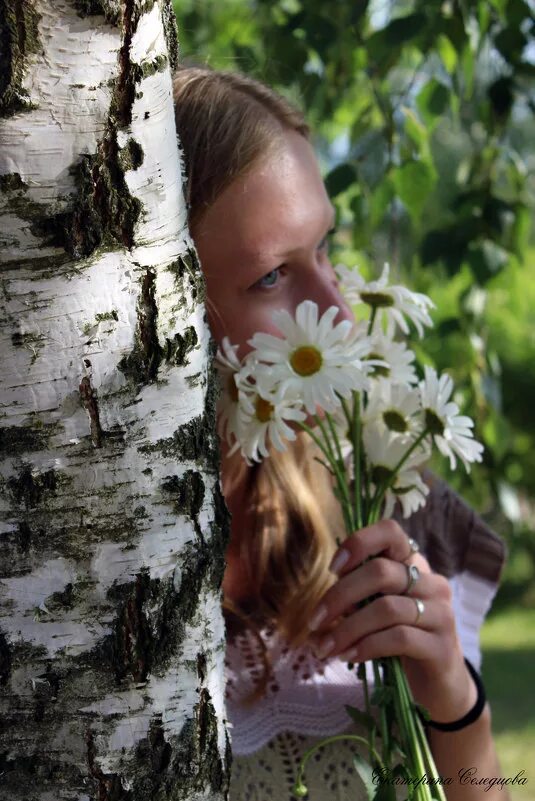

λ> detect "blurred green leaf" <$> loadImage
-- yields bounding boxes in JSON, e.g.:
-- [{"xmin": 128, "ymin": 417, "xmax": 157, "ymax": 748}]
[
  {"xmin": 325, "ymin": 163, "xmax": 357, "ymax": 197},
  {"xmin": 417, "ymin": 79, "xmax": 450, "ymax": 128},
  {"xmin": 393, "ymin": 160, "xmax": 437, "ymax": 220}
]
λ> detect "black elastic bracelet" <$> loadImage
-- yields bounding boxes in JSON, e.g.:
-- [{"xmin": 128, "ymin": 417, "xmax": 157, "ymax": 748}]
[{"xmin": 422, "ymin": 657, "xmax": 487, "ymax": 732}]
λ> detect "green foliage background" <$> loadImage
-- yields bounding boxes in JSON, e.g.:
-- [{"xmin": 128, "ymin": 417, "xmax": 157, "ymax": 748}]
[{"xmin": 173, "ymin": 0, "xmax": 535, "ymax": 601}]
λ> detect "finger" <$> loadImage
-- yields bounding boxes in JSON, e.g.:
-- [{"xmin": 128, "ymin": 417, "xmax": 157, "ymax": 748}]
[
  {"xmin": 329, "ymin": 520, "xmax": 418, "ymax": 576},
  {"xmin": 312, "ymin": 595, "xmax": 438, "ymax": 660},
  {"xmin": 340, "ymin": 625, "xmax": 438, "ymax": 664},
  {"xmin": 309, "ymin": 558, "xmax": 448, "ymax": 631}
]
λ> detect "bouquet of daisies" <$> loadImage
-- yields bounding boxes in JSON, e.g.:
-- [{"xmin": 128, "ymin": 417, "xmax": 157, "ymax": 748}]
[{"xmin": 216, "ymin": 264, "xmax": 483, "ymax": 801}]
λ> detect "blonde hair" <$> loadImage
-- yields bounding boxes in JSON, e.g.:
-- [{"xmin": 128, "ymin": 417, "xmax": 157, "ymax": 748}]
[
  {"xmin": 172, "ymin": 65, "xmax": 309, "ymax": 229},
  {"xmin": 172, "ymin": 66, "xmax": 344, "ymax": 702}
]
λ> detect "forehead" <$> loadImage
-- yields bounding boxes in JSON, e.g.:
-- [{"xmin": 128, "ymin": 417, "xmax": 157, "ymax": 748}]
[{"xmin": 194, "ymin": 131, "xmax": 333, "ymax": 273}]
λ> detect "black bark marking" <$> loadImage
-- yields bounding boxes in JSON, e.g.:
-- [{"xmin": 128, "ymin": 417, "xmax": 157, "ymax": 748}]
[
  {"xmin": 0, "ymin": 0, "xmax": 41, "ymax": 117},
  {"xmin": 86, "ymin": 730, "xmax": 133, "ymax": 801},
  {"xmin": 72, "ymin": 0, "xmax": 122, "ymax": 24},
  {"xmin": 0, "ymin": 630, "xmax": 12, "ymax": 685},
  {"xmin": 161, "ymin": 470, "xmax": 205, "ymax": 541},
  {"xmin": 135, "ymin": 715, "xmax": 173, "ymax": 778},
  {"xmin": 111, "ymin": 572, "xmax": 154, "ymax": 684},
  {"xmin": 117, "ymin": 137, "xmax": 144, "ymax": 171},
  {"xmin": 30, "ymin": 132, "xmax": 142, "ymax": 260},
  {"xmin": 0, "ymin": 172, "xmax": 27, "ymax": 192},
  {"xmin": 171, "ymin": 687, "xmax": 229, "ymax": 796},
  {"xmin": 7, "ymin": 465, "xmax": 57, "ymax": 508},
  {"xmin": 32, "ymin": 665, "xmax": 60, "ymax": 723},
  {"xmin": 167, "ymin": 249, "xmax": 206, "ymax": 303},
  {"xmin": 118, "ymin": 269, "xmax": 160, "ymax": 384},
  {"xmin": 139, "ymin": 411, "xmax": 219, "ymax": 469},
  {"xmin": 118, "ymin": 269, "xmax": 199, "ymax": 387},
  {"xmin": 161, "ymin": 0, "xmax": 179, "ymax": 72},
  {"xmin": 79, "ymin": 375, "xmax": 103, "ymax": 447},
  {"xmin": 207, "ymin": 480, "xmax": 231, "ymax": 592},
  {"xmin": 0, "ymin": 424, "xmax": 53, "ymax": 457},
  {"xmin": 163, "ymin": 326, "xmax": 198, "ymax": 367}
]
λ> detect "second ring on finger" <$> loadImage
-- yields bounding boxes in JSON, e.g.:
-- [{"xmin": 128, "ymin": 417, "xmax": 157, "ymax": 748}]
[{"xmin": 315, "ymin": 593, "xmax": 431, "ymax": 659}]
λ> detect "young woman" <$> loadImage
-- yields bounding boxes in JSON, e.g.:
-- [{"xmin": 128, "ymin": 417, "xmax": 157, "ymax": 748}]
[{"xmin": 172, "ymin": 66, "xmax": 507, "ymax": 800}]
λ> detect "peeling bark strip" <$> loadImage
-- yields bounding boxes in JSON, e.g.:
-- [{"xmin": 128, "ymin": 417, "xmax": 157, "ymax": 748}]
[
  {"xmin": 79, "ymin": 374, "xmax": 104, "ymax": 447},
  {"xmin": 0, "ymin": 0, "xmax": 41, "ymax": 116},
  {"xmin": 0, "ymin": 1, "xmax": 231, "ymax": 798}
]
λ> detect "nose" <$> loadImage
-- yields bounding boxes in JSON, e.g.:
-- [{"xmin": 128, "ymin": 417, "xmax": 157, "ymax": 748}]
[{"xmin": 306, "ymin": 263, "xmax": 355, "ymax": 327}]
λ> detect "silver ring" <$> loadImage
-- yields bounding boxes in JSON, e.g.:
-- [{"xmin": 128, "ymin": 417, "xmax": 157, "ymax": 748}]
[
  {"xmin": 404, "ymin": 563, "xmax": 420, "ymax": 594},
  {"xmin": 403, "ymin": 537, "xmax": 420, "ymax": 562},
  {"xmin": 413, "ymin": 598, "xmax": 425, "ymax": 624}
]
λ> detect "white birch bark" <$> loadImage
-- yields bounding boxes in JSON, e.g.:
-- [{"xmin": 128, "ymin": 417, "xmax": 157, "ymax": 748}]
[{"xmin": 0, "ymin": 2, "xmax": 231, "ymax": 799}]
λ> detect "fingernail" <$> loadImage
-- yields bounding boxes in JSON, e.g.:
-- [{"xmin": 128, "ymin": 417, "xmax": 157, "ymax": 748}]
[
  {"xmin": 308, "ymin": 605, "xmax": 327, "ymax": 631},
  {"xmin": 316, "ymin": 636, "xmax": 335, "ymax": 660},
  {"xmin": 338, "ymin": 646, "xmax": 359, "ymax": 663},
  {"xmin": 329, "ymin": 549, "xmax": 349, "ymax": 574}
]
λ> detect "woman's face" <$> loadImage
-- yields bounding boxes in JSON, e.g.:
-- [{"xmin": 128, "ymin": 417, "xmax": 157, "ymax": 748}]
[{"xmin": 193, "ymin": 129, "xmax": 354, "ymax": 355}]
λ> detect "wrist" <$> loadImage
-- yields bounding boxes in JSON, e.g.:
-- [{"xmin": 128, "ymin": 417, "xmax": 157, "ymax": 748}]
[{"xmin": 409, "ymin": 652, "xmax": 477, "ymax": 722}]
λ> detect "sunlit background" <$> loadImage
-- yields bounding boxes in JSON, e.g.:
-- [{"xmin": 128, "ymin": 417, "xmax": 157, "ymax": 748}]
[{"xmin": 172, "ymin": 1, "xmax": 535, "ymax": 795}]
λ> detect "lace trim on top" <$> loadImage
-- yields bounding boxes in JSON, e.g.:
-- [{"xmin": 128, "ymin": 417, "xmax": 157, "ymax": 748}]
[
  {"xmin": 224, "ymin": 622, "xmax": 376, "ymax": 756},
  {"xmin": 224, "ymin": 571, "xmax": 498, "ymax": 757}
]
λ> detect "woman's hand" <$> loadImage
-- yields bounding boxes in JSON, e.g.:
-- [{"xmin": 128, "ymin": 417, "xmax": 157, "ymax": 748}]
[{"xmin": 307, "ymin": 519, "xmax": 477, "ymax": 723}]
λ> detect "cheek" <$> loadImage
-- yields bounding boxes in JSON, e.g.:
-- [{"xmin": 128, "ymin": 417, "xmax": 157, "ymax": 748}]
[{"xmin": 208, "ymin": 305, "xmax": 286, "ymax": 358}]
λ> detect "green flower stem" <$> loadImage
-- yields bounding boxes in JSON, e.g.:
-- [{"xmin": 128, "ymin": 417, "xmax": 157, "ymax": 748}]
[
  {"xmin": 298, "ymin": 420, "xmax": 354, "ymax": 534},
  {"xmin": 367, "ymin": 307, "xmax": 378, "ymax": 336},
  {"xmin": 361, "ymin": 664, "xmax": 374, "ymax": 759},
  {"xmin": 325, "ymin": 411, "xmax": 347, "ymax": 476},
  {"xmin": 392, "ymin": 658, "xmax": 446, "ymax": 801},
  {"xmin": 293, "ymin": 733, "xmax": 384, "ymax": 799},
  {"xmin": 372, "ymin": 660, "xmax": 391, "ymax": 769},
  {"xmin": 314, "ymin": 413, "xmax": 355, "ymax": 531}
]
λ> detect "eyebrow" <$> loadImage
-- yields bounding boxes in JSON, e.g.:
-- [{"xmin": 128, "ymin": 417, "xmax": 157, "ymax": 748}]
[{"xmin": 269, "ymin": 207, "xmax": 336, "ymax": 262}]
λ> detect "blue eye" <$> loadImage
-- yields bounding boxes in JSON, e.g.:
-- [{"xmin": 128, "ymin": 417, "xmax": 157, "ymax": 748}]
[
  {"xmin": 318, "ymin": 227, "xmax": 336, "ymax": 252},
  {"xmin": 258, "ymin": 268, "xmax": 280, "ymax": 287}
]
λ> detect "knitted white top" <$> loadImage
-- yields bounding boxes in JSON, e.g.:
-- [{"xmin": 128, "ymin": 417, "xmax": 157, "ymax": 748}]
[{"xmin": 224, "ymin": 571, "xmax": 498, "ymax": 801}]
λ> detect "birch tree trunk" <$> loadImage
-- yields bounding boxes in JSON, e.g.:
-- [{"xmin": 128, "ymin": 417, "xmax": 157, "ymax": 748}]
[{"xmin": 0, "ymin": 2, "xmax": 231, "ymax": 799}]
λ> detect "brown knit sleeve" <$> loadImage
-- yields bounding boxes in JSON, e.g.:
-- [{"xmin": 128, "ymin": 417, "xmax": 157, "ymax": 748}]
[{"xmin": 393, "ymin": 471, "xmax": 507, "ymax": 584}]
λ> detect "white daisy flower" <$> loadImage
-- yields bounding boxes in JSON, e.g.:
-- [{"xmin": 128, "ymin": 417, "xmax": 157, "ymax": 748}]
[
  {"xmin": 215, "ymin": 337, "xmax": 245, "ymax": 447},
  {"xmin": 364, "ymin": 380, "xmax": 423, "ymax": 439},
  {"xmin": 367, "ymin": 331, "xmax": 418, "ymax": 386},
  {"xmin": 237, "ymin": 386, "xmax": 306, "ymax": 463},
  {"xmin": 249, "ymin": 300, "xmax": 372, "ymax": 415},
  {"xmin": 419, "ymin": 366, "xmax": 484, "ymax": 471},
  {"xmin": 363, "ymin": 424, "xmax": 430, "ymax": 518},
  {"xmin": 336, "ymin": 262, "xmax": 435, "ymax": 338},
  {"xmin": 214, "ymin": 339, "xmax": 259, "ymax": 451}
]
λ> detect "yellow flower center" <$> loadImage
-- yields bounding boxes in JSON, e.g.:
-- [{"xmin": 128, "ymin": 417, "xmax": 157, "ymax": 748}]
[
  {"xmin": 290, "ymin": 345, "xmax": 323, "ymax": 376},
  {"xmin": 360, "ymin": 291, "xmax": 395, "ymax": 308},
  {"xmin": 255, "ymin": 395, "xmax": 274, "ymax": 423},
  {"xmin": 383, "ymin": 409, "xmax": 407, "ymax": 432},
  {"xmin": 368, "ymin": 352, "xmax": 390, "ymax": 377},
  {"xmin": 425, "ymin": 409, "xmax": 445, "ymax": 436},
  {"xmin": 227, "ymin": 374, "xmax": 239, "ymax": 402}
]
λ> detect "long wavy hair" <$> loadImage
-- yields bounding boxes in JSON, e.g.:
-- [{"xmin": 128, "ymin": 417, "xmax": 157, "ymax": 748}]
[{"xmin": 172, "ymin": 66, "xmax": 345, "ymax": 701}]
